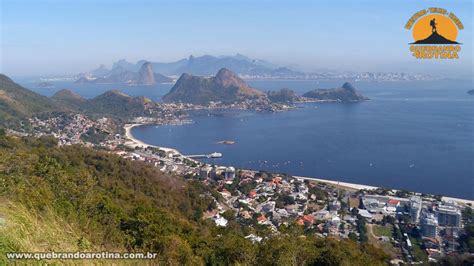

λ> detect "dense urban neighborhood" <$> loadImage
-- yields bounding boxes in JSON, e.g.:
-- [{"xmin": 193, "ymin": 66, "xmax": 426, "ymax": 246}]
[{"xmin": 115, "ymin": 143, "xmax": 474, "ymax": 264}]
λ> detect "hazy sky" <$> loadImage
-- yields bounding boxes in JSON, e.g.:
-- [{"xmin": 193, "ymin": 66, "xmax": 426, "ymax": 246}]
[{"xmin": 1, "ymin": 0, "xmax": 472, "ymax": 78}]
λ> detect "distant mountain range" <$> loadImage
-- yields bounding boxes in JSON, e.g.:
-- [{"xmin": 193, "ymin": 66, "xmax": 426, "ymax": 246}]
[
  {"xmin": 76, "ymin": 62, "xmax": 173, "ymax": 85},
  {"xmin": 111, "ymin": 54, "xmax": 289, "ymax": 77},
  {"xmin": 77, "ymin": 54, "xmax": 304, "ymax": 82},
  {"xmin": 162, "ymin": 68, "xmax": 264, "ymax": 104},
  {"xmin": 73, "ymin": 54, "xmax": 440, "ymax": 83}
]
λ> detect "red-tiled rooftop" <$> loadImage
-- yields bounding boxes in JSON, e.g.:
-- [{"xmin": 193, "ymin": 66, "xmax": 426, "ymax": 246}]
[
  {"xmin": 387, "ymin": 199, "xmax": 400, "ymax": 205},
  {"xmin": 303, "ymin": 214, "xmax": 315, "ymax": 224},
  {"xmin": 249, "ymin": 190, "xmax": 257, "ymax": 198}
]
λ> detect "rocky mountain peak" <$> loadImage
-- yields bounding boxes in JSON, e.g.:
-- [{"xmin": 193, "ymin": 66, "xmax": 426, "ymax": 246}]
[
  {"xmin": 342, "ymin": 82, "xmax": 356, "ymax": 93},
  {"xmin": 162, "ymin": 69, "xmax": 263, "ymax": 104},
  {"xmin": 215, "ymin": 68, "xmax": 246, "ymax": 88},
  {"xmin": 136, "ymin": 62, "xmax": 156, "ymax": 85}
]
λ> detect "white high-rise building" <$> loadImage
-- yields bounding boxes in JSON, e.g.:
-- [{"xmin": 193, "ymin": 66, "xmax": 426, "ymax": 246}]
[
  {"xmin": 199, "ymin": 165, "xmax": 213, "ymax": 179},
  {"xmin": 409, "ymin": 196, "xmax": 422, "ymax": 223},
  {"xmin": 224, "ymin": 167, "xmax": 236, "ymax": 179}
]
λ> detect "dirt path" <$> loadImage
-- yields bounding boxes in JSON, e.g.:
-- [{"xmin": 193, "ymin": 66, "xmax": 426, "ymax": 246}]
[
  {"xmin": 367, "ymin": 224, "xmax": 402, "ymax": 260},
  {"xmin": 367, "ymin": 224, "xmax": 378, "ymax": 240}
]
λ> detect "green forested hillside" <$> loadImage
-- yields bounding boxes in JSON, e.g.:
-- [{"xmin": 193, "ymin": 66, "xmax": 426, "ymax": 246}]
[
  {"xmin": 83, "ymin": 90, "xmax": 150, "ymax": 119},
  {"xmin": 51, "ymin": 88, "xmax": 151, "ymax": 120},
  {"xmin": 51, "ymin": 89, "xmax": 87, "ymax": 110},
  {"xmin": 0, "ymin": 133, "xmax": 389, "ymax": 265},
  {"xmin": 0, "ymin": 74, "xmax": 156, "ymax": 126},
  {"xmin": 0, "ymin": 74, "xmax": 61, "ymax": 124}
]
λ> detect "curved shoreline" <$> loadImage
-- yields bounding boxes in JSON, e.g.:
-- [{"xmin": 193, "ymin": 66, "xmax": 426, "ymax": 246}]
[
  {"xmin": 123, "ymin": 123, "xmax": 474, "ymax": 206},
  {"xmin": 123, "ymin": 123, "xmax": 179, "ymax": 154}
]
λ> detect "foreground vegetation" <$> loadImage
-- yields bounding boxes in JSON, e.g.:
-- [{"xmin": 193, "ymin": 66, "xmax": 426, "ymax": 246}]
[{"xmin": 0, "ymin": 132, "xmax": 391, "ymax": 264}]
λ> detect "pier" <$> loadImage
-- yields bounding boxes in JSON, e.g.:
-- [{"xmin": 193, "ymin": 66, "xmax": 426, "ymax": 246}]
[{"xmin": 186, "ymin": 152, "xmax": 223, "ymax": 159}]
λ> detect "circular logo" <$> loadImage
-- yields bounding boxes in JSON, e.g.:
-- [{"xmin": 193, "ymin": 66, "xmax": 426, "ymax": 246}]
[{"xmin": 412, "ymin": 14, "xmax": 458, "ymax": 44}]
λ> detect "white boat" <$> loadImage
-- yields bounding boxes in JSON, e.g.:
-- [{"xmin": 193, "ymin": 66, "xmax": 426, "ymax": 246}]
[{"xmin": 208, "ymin": 152, "xmax": 223, "ymax": 158}]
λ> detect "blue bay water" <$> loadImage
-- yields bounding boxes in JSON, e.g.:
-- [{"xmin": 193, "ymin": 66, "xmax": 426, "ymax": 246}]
[{"xmin": 22, "ymin": 79, "xmax": 474, "ymax": 199}]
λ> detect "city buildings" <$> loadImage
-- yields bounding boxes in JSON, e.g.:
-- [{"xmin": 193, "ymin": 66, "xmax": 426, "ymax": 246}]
[{"xmin": 199, "ymin": 165, "xmax": 212, "ymax": 179}]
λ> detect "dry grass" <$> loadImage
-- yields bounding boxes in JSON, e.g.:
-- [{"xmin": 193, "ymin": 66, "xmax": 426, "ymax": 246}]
[
  {"xmin": 0, "ymin": 200, "xmax": 82, "ymax": 252},
  {"xmin": 0, "ymin": 200, "xmax": 159, "ymax": 265},
  {"xmin": 373, "ymin": 225, "xmax": 393, "ymax": 238},
  {"xmin": 349, "ymin": 196, "xmax": 360, "ymax": 209}
]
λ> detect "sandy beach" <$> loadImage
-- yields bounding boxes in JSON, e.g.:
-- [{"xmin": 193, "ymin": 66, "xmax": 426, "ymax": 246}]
[
  {"xmin": 295, "ymin": 176, "xmax": 379, "ymax": 191},
  {"xmin": 296, "ymin": 175, "xmax": 474, "ymax": 205},
  {"xmin": 123, "ymin": 124, "xmax": 179, "ymax": 154}
]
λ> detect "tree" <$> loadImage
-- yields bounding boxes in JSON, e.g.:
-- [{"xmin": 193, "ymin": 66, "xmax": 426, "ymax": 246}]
[
  {"xmin": 222, "ymin": 209, "xmax": 236, "ymax": 222},
  {"xmin": 462, "ymin": 206, "xmax": 473, "ymax": 225},
  {"xmin": 348, "ymin": 232, "xmax": 358, "ymax": 242},
  {"xmin": 356, "ymin": 215, "xmax": 368, "ymax": 242},
  {"xmin": 458, "ymin": 224, "xmax": 474, "ymax": 253},
  {"xmin": 211, "ymin": 232, "xmax": 257, "ymax": 265},
  {"xmin": 382, "ymin": 215, "xmax": 396, "ymax": 225},
  {"xmin": 351, "ymin": 207, "xmax": 359, "ymax": 216}
]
